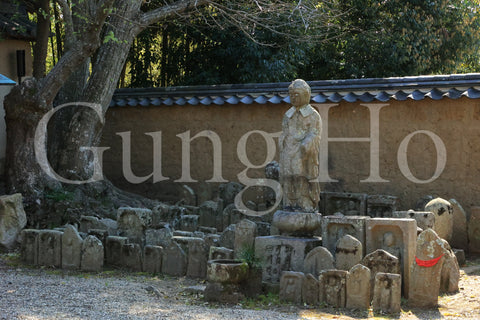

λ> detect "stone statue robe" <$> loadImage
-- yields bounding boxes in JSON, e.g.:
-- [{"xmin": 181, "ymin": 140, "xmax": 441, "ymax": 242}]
[{"xmin": 279, "ymin": 104, "xmax": 322, "ymax": 212}]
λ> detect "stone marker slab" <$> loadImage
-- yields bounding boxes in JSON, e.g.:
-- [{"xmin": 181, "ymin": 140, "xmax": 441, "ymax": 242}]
[
  {"xmin": 105, "ymin": 236, "xmax": 128, "ymax": 267},
  {"xmin": 187, "ymin": 238, "xmax": 208, "ymax": 278},
  {"xmin": 162, "ymin": 241, "xmax": 187, "ymax": 276},
  {"xmin": 279, "ymin": 271, "xmax": 305, "ymax": 304},
  {"xmin": 392, "ymin": 210, "xmax": 434, "ymax": 231},
  {"xmin": 121, "ymin": 243, "xmax": 143, "ymax": 272},
  {"xmin": 449, "ymin": 199, "xmax": 468, "ymax": 250},
  {"xmin": 302, "ymin": 273, "xmax": 319, "ymax": 305},
  {"xmin": 372, "ymin": 272, "xmax": 401, "ymax": 314},
  {"xmin": 321, "ymin": 216, "xmax": 369, "ymax": 255},
  {"xmin": 319, "ymin": 270, "xmax": 347, "ymax": 307},
  {"xmin": 21, "ymin": 229, "xmax": 39, "ymax": 265},
  {"xmin": 366, "ymin": 218, "xmax": 416, "ymax": 297},
  {"xmin": 335, "ymin": 234, "xmax": 362, "ymax": 271},
  {"xmin": 367, "ymin": 195, "xmax": 397, "ymax": 218},
  {"xmin": 255, "ymin": 236, "xmax": 321, "ymax": 283},
  {"xmin": 322, "ymin": 192, "xmax": 367, "ymax": 216},
  {"xmin": 62, "ymin": 225, "xmax": 83, "ymax": 269},
  {"xmin": 409, "ymin": 229, "xmax": 447, "ymax": 307},
  {"xmin": 143, "ymin": 245, "xmax": 163, "ymax": 274},
  {"xmin": 303, "ymin": 246, "xmax": 334, "ymax": 277},
  {"xmin": 81, "ymin": 235, "xmax": 104, "ymax": 272},
  {"xmin": 424, "ymin": 197, "xmax": 453, "ymax": 242},
  {"xmin": 361, "ymin": 249, "xmax": 400, "ymax": 298},
  {"xmin": 38, "ymin": 230, "xmax": 63, "ymax": 267},
  {"xmin": 346, "ymin": 264, "xmax": 371, "ymax": 309},
  {"xmin": 234, "ymin": 219, "xmax": 257, "ymax": 258},
  {"xmin": 209, "ymin": 246, "xmax": 234, "ymax": 260},
  {"xmin": 179, "ymin": 215, "xmax": 199, "ymax": 232},
  {"xmin": 117, "ymin": 207, "xmax": 152, "ymax": 244},
  {"xmin": 145, "ymin": 227, "xmax": 173, "ymax": 248},
  {"xmin": 469, "ymin": 207, "xmax": 480, "ymax": 254}
]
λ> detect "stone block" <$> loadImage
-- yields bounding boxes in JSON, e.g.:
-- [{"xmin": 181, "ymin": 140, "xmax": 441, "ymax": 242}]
[
  {"xmin": 121, "ymin": 243, "xmax": 143, "ymax": 272},
  {"xmin": 303, "ymin": 246, "xmax": 334, "ymax": 277},
  {"xmin": 234, "ymin": 219, "xmax": 257, "ymax": 258},
  {"xmin": 424, "ymin": 197, "xmax": 453, "ymax": 242},
  {"xmin": 449, "ymin": 199, "xmax": 468, "ymax": 250},
  {"xmin": 409, "ymin": 229, "xmax": 448, "ymax": 307},
  {"xmin": 187, "ymin": 238, "xmax": 208, "ymax": 278},
  {"xmin": 21, "ymin": 229, "xmax": 39, "ymax": 265},
  {"xmin": 222, "ymin": 204, "xmax": 243, "ymax": 229},
  {"xmin": 302, "ymin": 273, "xmax": 319, "ymax": 305},
  {"xmin": 366, "ymin": 218, "xmax": 416, "ymax": 297},
  {"xmin": 162, "ymin": 241, "xmax": 187, "ymax": 276},
  {"xmin": 319, "ymin": 270, "xmax": 347, "ymax": 307},
  {"xmin": 322, "ymin": 192, "xmax": 367, "ymax": 216},
  {"xmin": 199, "ymin": 200, "xmax": 223, "ymax": 231},
  {"xmin": 372, "ymin": 273, "xmax": 401, "ymax": 314},
  {"xmin": 204, "ymin": 234, "xmax": 221, "ymax": 248},
  {"xmin": 209, "ymin": 246, "xmax": 234, "ymax": 260},
  {"xmin": 0, "ymin": 193, "xmax": 27, "ymax": 251},
  {"xmin": 151, "ymin": 203, "xmax": 170, "ymax": 228},
  {"xmin": 219, "ymin": 182, "xmax": 243, "ymax": 206},
  {"xmin": 366, "ymin": 195, "xmax": 397, "ymax": 218},
  {"xmin": 179, "ymin": 215, "xmax": 199, "ymax": 232},
  {"xmin": 145, "ymin": 227, "xmax": 172, "ymax": 248},
  {"xmin": 361, "ymin": 249, "xmax": 399, "ymax": 298},
  {"xmin": 143, "ymin": 245, "xmax": 163, "ymax": 274},
  {"xmin": 198, "ymin": 226, "xmax": 217, "ymax": 234},
  {"xmin": 393, "ymin": 210, "xmax": 434, "ymax": 231},
  {"xmin": 117, "ymin": 207, "xmax": 152, "ymax": 244},
  {"xmin": 88, "ymin": 229, "xmax": 108, "ymax": 245},
  {"xmin": 62, "ymin": 225, "xmax": 83, "ymax": 269},
  {"xmin": 335, "ymin": 235, "xmax": 362, "ymax": 271},
  {"xmin": 173, "ymin": 230, "xmax": 193, "ymax": 237},
  {"xmin": 38, "ymin": 230, "xmax": 63, "ymax": 267},
  {"xmin": 81, "ymin": 235, "xmax": 104, "ymax": 272},
  {"xmin": 346, "ymin": 264, "xmax": 371, "ymax": 309},
  {"xmin": 321, "ymin": 215, "xmax": 369, "ymax": 255},
  {"xmin": 105, "ymin": 236, "xmax": 128, "ymax": 267},
  {"xmin": 255, "ymin": 235, "xmax": 321, "ymax": 283},
  {"xmin": 219, "ymin": 224, "xmax": 235, "ymax": 249},
  {"xmin": 279, "ymin": 271, "xmax": 305, "ymax": 304},
  {"xmin": 469, "ymin": 207, "xmax": 480, "ymax": 254}
]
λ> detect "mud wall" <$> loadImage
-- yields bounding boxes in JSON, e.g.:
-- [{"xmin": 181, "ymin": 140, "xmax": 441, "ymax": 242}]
[{"xmin": 100, "ymin": 97, "xmax": 480, "ymax": 211}]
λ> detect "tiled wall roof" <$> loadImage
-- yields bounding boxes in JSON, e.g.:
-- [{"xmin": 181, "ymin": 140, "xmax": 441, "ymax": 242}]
[{"xmin": 110, "ymin": 73, "xmax": 480, "ymax": 107}]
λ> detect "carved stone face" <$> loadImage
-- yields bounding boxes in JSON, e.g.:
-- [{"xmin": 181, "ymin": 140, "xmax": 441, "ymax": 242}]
[{"xmin": 289, "ymin": 87, "xmax": 310, "ymax": 108}]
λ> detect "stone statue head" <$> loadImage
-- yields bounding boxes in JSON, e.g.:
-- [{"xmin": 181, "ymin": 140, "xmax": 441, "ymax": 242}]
[
  {"xmin": 383, "ymin": 232, "xmax": 395, "ymax": 247},
  {"xmin": 289, "ymin": 79, "xmax": 311, "ymax": 108}
]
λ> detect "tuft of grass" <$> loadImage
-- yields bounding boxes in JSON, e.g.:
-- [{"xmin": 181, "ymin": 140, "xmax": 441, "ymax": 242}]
[
  {"xmin": 45, "ymin": 189, "xmax": 74, "ymax": 202},
  {"xmin": 240, "ymin": 292, "xmax": 283, "ymax": 309}
]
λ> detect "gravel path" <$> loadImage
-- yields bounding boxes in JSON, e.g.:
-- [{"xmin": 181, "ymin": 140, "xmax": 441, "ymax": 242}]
[
  {"xmin": 1, "ymin": 256, "xmax": 480, "ymax": 320},
  {"xmin": 0, "ymin": 266, "xmax": 300, "ymax": 320}
]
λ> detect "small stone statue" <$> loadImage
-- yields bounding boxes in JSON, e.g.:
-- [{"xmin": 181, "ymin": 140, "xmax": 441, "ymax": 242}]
[{"xmin": 279, "ymin": 79, "xmax": 322, "ymax": 212}]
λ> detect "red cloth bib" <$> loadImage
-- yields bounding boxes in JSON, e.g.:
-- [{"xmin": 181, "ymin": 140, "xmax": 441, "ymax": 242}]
[{"xmin": 415, "ymin": 254, "xmax": 444, "ymax": 267}]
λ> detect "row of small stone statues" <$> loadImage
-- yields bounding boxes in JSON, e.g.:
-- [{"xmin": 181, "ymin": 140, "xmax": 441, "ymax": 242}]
[
  {"xmin": 20, "ymin": 224, "xmax": 237, "ymax": 278},
  {"xmin": 280, "ymin": 268, "xmax": 401, "ymax": 314}
]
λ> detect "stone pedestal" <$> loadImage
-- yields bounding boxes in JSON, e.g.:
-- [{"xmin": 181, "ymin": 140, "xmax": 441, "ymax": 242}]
[
  {"xmin": 255, "ymin": 235, "xmax": 321, "ymax": 283},
  {"xmin": 272, "ymin": 210, "xmax": 322, "ymax": 237}
]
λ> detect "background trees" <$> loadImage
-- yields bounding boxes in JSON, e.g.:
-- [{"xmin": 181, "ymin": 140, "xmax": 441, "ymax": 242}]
[{"xmin": 113, "ymin": 0, "xmax": 480, "ymax": 86}]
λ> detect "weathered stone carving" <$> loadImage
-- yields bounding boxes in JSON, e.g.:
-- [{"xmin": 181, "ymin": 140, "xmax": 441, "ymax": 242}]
[
  {"xmin": 279, "ymin": 79, "xmax": 321, "ymax": 212},
  {"xmin": 424, "ymin": 197, "xmax": 453, "ymax": 242},
  {"xmin": 346, "ymin": 264, "xmax": 371, "ymax": 309},
  {"xmin": 335, "ymin": 234, "xmax": 362, "ymax": 271},
  {"xmin": 372, "ymin": 273, "xmax": 401, "ymax": 314},
  {"xmin": 279, "ymin": 271, "xmax": 305, "ymax": 303},
  {"xmin": 272, "ymin": 80, "xmax": 322, "ymax": 237}
]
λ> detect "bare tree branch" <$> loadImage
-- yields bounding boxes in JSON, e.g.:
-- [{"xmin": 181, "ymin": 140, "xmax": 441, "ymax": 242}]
[{"xmin": 139, "ymin": 0, "xmax": 212, "ymax": 27}]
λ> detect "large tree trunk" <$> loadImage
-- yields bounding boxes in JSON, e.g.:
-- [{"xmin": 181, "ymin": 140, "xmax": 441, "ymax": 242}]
[{"xmin": 4, "ymin": 79, "xmax": 61, "ymax": 225}]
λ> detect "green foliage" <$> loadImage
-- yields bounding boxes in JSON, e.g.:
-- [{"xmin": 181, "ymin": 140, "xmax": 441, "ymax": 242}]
[
  {"xmin": 123, "ymin": 0, "xmax": 480, "ymax": 86},
  {"xmin": 240, "ymin": 292, "xmax": 281, "ymax": 309},
  {"xmin": 45, "ymin": 188, "xmax": 74, "ymax": 202},
  {"xmin": 299, "ymin": 0, "xmax": 480, "ymax": 79},
  {"xmin": 236, "ymin": 245, "xmax": 262, "ymax": 269}
]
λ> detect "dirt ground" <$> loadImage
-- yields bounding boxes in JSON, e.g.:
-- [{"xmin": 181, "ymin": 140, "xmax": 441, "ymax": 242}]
[{"xmin": 1, "ymin": 253, "xmax": 479, "ymax": 320}]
